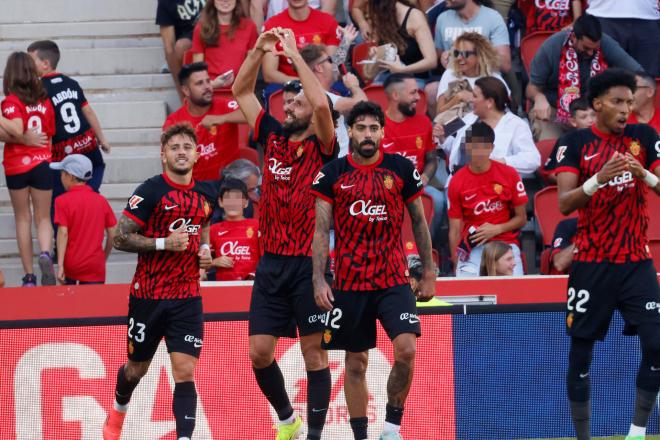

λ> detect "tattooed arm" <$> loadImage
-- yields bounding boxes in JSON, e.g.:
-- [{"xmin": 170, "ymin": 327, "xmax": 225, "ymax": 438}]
[
  {"xmin": 312, "ymin": 198, "xmax": 335, "ymax": 311},
  {"xmin": 407, "ymin": 197, "xmax": 436, "ymax": 301},
  {"xmin": 113, "ymin": 214, "xmax": 189, "ymax": 253}
]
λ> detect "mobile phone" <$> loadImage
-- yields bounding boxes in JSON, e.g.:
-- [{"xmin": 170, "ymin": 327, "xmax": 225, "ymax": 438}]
[{"xmin": 443, "ymin": 117, "xmax": 466, "ymax": 137}]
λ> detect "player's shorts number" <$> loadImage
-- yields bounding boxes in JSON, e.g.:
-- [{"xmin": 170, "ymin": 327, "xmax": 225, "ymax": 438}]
[
  {"xmin": 567, "ymin": 287, "xmax": 590, "ymax": 313},
  {"xmin": 326, "ymin": 308, "xmax": 343, "ymax": 329},
  {"xmin": 128, "ymin": 317, "xmax": 146, "ymax": 342},
  {"xmin": 27, "ymin": 115, "xmax": 42, "ymax": 133},
  {"xmin": 60, "ymin": 102, "xmax": 81, "ymax": 134}
]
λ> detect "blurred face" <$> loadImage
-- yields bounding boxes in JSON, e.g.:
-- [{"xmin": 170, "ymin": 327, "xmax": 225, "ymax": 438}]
[
  {"xmin": 446, "ymin": 0, "xmax": 468, "ymax": 10},
  {"xmin": 392, "ymin": 78, "xmax": 420, "ymax": 117},
  {"xmin": 315, "ymin": 51, "xmax": 337, "ymax": 85},
  {"xmin": 283, "ymin": 92, "xmax": 313, "ymax": 136},
  {"xmin": 183, "ymin": 70, "xmax": 213, "ymax": 107},
  {"xmin": 572, "ymin": 36, "xmax": 600, "ymax": 59},
  {"xmin": 633, "ymin": 76, "xmax": 654, "ymax": 110},
  {"xmin": 219, "ymin": 189, "xmax": 248, "ymax": 219},
  {"xmin": 245, "ymin": 173, "xmax": 261, "ymax": 202},
  {"xmin": 348, "ymin": 115, "xmax": 384, "ymax": 159},
  {"xmin": 161, "ymin": 134, "xmax": 198, "ymax": 175},
  {"xmin": 214, "ymin": 0, "xmax": 236, "ymax": 14},
  {"xmin": 495, "ymin": 249, "xmax": 516, "ymax": 276},
  {"xmin": 465, "ymin": 137, "xmax": 494, "ymax": 165},
  {"xmin": 27, "ymin": 51, "xmax": 49, "ymax": 76},
  {"xmin": 570, "ymin": 108, "xmax": 596, "ymax": 129},
  {"xmin": 454, "ymin": 41, "xmax": 478, "ymax": 75},
  {"xmin": 592, "ymin": 86, "xmax": 634, "ymax": 134},
  {"xmin": 472, "ymin": 85, "xmax": 491, "ymax": 118}
]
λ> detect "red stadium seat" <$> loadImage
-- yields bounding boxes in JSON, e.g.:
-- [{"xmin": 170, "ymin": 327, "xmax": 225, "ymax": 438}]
[
  {"xmin": 534, "ymin": 185, "xmax": 577, "ymax": 247},
  {"xmin": 536, "ymin": 138, "xmax": 557, "ymax": 183},
  {"xmin": 520, "ymin": 31, "xmax": 554, "ymax": 74},
  {"xmin": 352, "ymin": 42, "xmax": 376, "ymax": 85},
  {"xmin": 268, "ymin": 89, "xmax": 286, "ymax": 123},
  {"xmin": 363, "ymin": 85, "xmax": 427, "ymax": 114},
  {"xmin": 237, "ymin": 124, "xmax": 251, "ymax": 149},
  {"xmin": 539, "ymin": 248, "xmax": 552, "ymax": 275},
  {"xmin": 648, "ymin": 194, "xmax": 660, "ymax": 240},
  {"xmin": 238, "ymin": 146, "xmax": 259, "ymax": 166},
  {"xmin": 401, "ymin": 193, "xmax": 434, "ymax": 246}
]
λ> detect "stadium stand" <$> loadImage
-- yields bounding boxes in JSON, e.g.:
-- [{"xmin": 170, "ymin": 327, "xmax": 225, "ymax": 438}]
[{"xmin": 534, "ymin": 185, "xmax": 577, "ymax": 248}]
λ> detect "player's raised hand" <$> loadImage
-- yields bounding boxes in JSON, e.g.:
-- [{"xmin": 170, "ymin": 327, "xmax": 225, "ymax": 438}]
[
  {"xmin": 274, "ymin": 28, "xmax": 299, "ymax": 59},
  {"xmin": 624, "ymin": 152, "xmax": 645, "ymax": 178},
  {"xmin": 597, "ymin": 151, "xmax": 628, "ymax": 184},
  {"xmin": 255, "ymin": 29, "xmax": 280, "ymax": 53},
  {"xmin": 165, "ymin": 226, "xmax": 189, "ymax": 251},
  {"xmin": 313, "ymin": 278, "xmax": 335, "ymax": 311},
  {"xmin": 198, "ymin": 246, "xmax": 213, "ymax": 270},
  {"xmin": 416, "ymin": 272, "xmax": 436, "ymax": 302}
]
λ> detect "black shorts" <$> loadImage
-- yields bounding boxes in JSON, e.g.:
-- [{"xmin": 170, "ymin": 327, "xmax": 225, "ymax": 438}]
[
  {"xmin": 5, "ymin": 161, "xmax": 52, "ymax": 190},
  {"xmin": 126, "ymin": 296, "xmax": 204, "ymax": 362},
  {"xmin": 321, "ymin": 284, "xmax": 421, "ymax": 353},
  {"xmin": 566, "ymin": 260, "xmax": 660, "ymax": 340},
  {"xmin": 249, "ymin": 253, "xmax": 331, "ymax": 338}
]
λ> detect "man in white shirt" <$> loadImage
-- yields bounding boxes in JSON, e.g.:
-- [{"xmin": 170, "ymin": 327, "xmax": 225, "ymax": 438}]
[{"xmin": 586, "ymin": 0, "xmax": 660, "ymax": 77}]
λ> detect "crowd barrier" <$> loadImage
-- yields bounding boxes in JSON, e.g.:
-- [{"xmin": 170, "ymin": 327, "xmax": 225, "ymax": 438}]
[{"xmin": 1, "ymin": 276, "xmax": 659, "ymax": 439}]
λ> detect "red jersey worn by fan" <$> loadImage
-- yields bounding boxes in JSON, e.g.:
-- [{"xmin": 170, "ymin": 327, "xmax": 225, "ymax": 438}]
[
  {"xmin": 122, "ymin": 173, "xmax": 213, "ymax": 299},
  {"xmin": 628, "ymin": 112, "xmax": 660, "ymax": 135},
  {"xmin": 311, "ymin": 153, "xmax": 424, "ymax": 291},
  {"xmin": 448, "ymin": 160, "xmax": 529, "ymax": 245},
  {"xmin": 191, "ymin": 18, "xmax": 258, "ymax": 80},
  {"xmin": 382, "ymin": 114, "xmax": 434, "ymax": 173},
  {"xmin": 518, "ymin": 0, "xmax": 580, "ymax": 33},
  {"xmin": 163, "ymin": 96, "xmax": 240, "ymax": 181},
  {"xmin": 1, "ymin": 94, "xmax": 55, "ymax": 175},
  {"xmin": 552, "ymin": 124, "xmax": 660, "ymax": 263},
  {"xmin": 210, "ymin": 219, "xmax": 260, "ymax": 280},
  {"xmin": 263, "ymin": 8, "xmax": 341, "ymax": 77},
  {"xmin": 254, "ymin": 110, "xmax": 338, "ymax": 256}
]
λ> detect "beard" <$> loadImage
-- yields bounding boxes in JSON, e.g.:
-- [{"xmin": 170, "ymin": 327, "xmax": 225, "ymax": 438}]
[
  {"xmin": 167, "ymin": 158, "xmax": 194, "ymax": 175},
  {"xmin": 351, "ymin": 139, "xmax": 378, "ymax": 158},
  {"xmin": 189, "ymin": 92, "xmax": 213, "ymax": 107},
  {"xmin": 398, "ymin": 102, "xmax": 416, "ymax": 117},
  {"xmin": 282, "ymin": 116, "xmax": 311, "ymax": 137}
]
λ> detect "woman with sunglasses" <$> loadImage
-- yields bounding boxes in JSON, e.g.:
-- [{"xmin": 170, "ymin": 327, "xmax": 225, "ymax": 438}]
[{"xmin": 433, "ymin": 32, "xmax": 508, "ymax": 118}]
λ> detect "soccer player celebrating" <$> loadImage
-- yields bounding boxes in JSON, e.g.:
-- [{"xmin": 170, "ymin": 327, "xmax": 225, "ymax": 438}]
[
  {"xmin": 232, "ymin": 28, "xmax": 338, "ymax": 440},
  {"xmin": 102, "ymin": 123, "xmax": 213, "ymax": 440},
  {"xmin": 552, "ymin": 68, "xmax": 660, "ymax": 440},
  {"xmin": 311, "ymin": 101, "xmax": 436, "ymax": 440}
]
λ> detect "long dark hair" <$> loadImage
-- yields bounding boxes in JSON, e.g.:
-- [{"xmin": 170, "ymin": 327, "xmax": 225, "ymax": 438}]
[
  {"xmin": 199, "ymin": 0, "xmax": 245, "ymax": 47},
  {"xmin": 475, "ymin": 76, "xmax": 512, "ymax": 114},
  {"xmin": 3, "ymin": 52, "xmax": 48, "ymax": 105},
  {"xmin": 367, "ymin": 0, "xmax": 417, "ymax": 54}
]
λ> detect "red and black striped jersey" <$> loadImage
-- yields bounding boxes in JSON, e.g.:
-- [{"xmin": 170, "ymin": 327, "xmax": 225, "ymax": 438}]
[
  {"xmin": 311, "ymin": 152, "xmax": 424, "ymax": 291},
  {"xmin": 254, "ymin": 110, "xmax": 338, "ymax": 256},
  {"xmin": 122, "ymin": 173, "xmax": 214, "ymax": 300},
  {"xmin": 550, "ymin": 123, "xmax": 660, "ymax": 263}
]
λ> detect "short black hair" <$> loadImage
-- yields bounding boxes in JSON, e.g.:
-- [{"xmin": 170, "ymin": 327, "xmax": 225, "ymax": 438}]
[
  {"xmin": 569, "ymin": 96, "xmax": 590, "ymax": 116},
  {"xmin": 573, "ymin": 14, "xmax": 602, "ymax": 42},
  {"xmin": 27, "ymin": 40, "xmax": 60, "ymax": 69},
  {"xmin": 346, "ymin": 101, "xmax": 385, "ymax": 127},
  {"xmin": 465, "ymin": 120, "xmax": 495, "ymax": 144},
  {"xmin": 178, "ymin": 62, "xmax": 208, "ymax": 85},
  {"xmin": 219, "ymin": 178, "xmax": 248, "ymax": 199},
  {"xmin": 282, "ymin": 79, "xmax": 302, "ymax": 94},
  {"xmin": 383, "ymin": 73, "xmax": 416, "ymax": 93},
  {"xmin": 586, "ymin": 68, "xmax": 637, "ymax": 107}
]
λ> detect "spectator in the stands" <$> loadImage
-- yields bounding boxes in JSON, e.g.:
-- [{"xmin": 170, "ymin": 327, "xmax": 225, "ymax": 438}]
[
  {"xmin": 629, "ymin": 71, "xmax": 660, "ymax": 133},
  {"xmin": 447, "ymin": 121, "xmax": 528, "ymax": 277},
  {"xmin": 191, "ymin": 0, "xmax": 258, "ymax": 90},
  {"xmin": 547, "ymin": 217, "xmax": 577, "ymax": 275},
  {"xmin": 351, "ymin": 0, "xmax": 438, "ymax": 84},
  {"xmin": 479, "ymin": 240, "xmax": 516, "ymax": 276},
  {"xmin": 262, "ymin": 0, "xmax": 340, "ymax": 88},
  {"xmin": 434, "ymin": 32, "xmax": 508, "ymax": 118},
  {"xmin": 438, "ymin": 76, "xmax": 540, "ymax": 177},
  {"xmin": 163, "ymin": 62, "xmax": 246, "ymax": 181},
  {"xmin": 210, "ymin": 158, "xmax": 262, "ymax": 223},
  {"xmin": 517, "ymin": 0, "xmax": 583, "ymax": 33},
  {"xmin": 586, "ymin": 0, "xmax": 660, "ymax": 77},
  {"xmin": 249, "ymin": 0, "xmax": 338, "ymax": 32},
  {"xmin": 300, "ymin": 44, "xmax": 367, "ymax": 157},
  {"xmin": 51, "ymin": 155, "xmax": 116, "ymax": 285},
  {"xmin": 1, "ymin": 52, "xmax": 57, "ymax": 287},
  {"xmin": 156, "ymin": 0, "xmax": 204, "ymax": 100},
  {"xmin": 208, "ymin": 178, "xmax": 260, "ymax": 280},
  {"xmin": 526, "ymin": 13, "xmax": 642, "ymax": 141},
  {"xmin": 567, "ymin": 96, "xmax": 596, "ymax": 130}
]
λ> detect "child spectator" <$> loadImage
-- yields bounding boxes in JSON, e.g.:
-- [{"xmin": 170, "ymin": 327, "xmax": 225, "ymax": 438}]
[
  {"xmin": 209, "ymin": 178, "xmax": 260, "ymax": 280},
  {"xmin": 568, "ymin": 96, "xmax": 596, "ymax": 129},
  {"xmin": 51, "ymin": 154, "xmax": 116, "ymax": 285},
  {"xmin": 479, "ymin": 240, "xmax": 516, "ymax": 276}
]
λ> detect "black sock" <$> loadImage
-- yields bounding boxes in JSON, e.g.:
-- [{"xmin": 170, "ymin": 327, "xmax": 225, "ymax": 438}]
[
  {"xmin": 306, "ymin": 367, "xmax": 331, "ymax": 439},
  {"xmin": 173, "ymin": 381, "xmax": 197, "ymax": 438},
  {"xmin": 632, "ymin": 387, "xmax": 658, "ymax": 428},
  {"xmin": 253, "ymin": 360, "xmax": 294, "ymax": 421},
  {"xmin": 569, "ymin": 399, "xmax": 590, "ymax": 440},
  {"xmin": 115, "ymin": 365, "xmax": 140, "ymax": 406},
  {"xmin": 385, "ymin": 403, "xmax": 404, "ymax": 426},
  {"xmin": 350, "ymin": 417, "xmax": 369, "ymax": 440}
]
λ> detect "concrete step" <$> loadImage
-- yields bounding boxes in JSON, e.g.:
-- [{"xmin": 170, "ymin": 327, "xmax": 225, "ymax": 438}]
[
  {"xmin": 3, "ymin": 0, "xmax": 157, "ymax": 24},
  {"xmin": 105, "ymin": 127, "xmax": 162, "ymax": 146},
  {"xmin": 0, "ymin": 37, "xmax": 162, "ymax": 51},
  {"xmin": 0, "ymin": 47, "xmax": 165, "ymax": 76},
  {"xmin": 0, "ymin": 253, "xmax": 138, "ymax": 287},
  {"xmin": 92, "ymin": 101, "xmax": 167, "ymax": 130},
  {"xmin": 0, "ymin": 182, "xmax": 138, "ymax": 209},
  {"xmin": 91, "ymin": 90, "xmax": 181, "ymax": 114},
  {"xmin": 103, "ymin": 147, "xmax": 162, "ymax": 184},
  {"xmin": 2, "ymin": 20, "xmax": 159, "ymax": 40}
]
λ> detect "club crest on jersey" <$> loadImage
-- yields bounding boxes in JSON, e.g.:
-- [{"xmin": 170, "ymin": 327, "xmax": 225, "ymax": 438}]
[
  {"xmin": 405, "ymin": 241, "xmax": 414, "ymax": 251},
  {"xmin": 629, "ymin": 140, "xmax": 640, "ymax": 156},
  {"xmin": 247, "ymin": 227, "xmax": 254, "ymax": 238},
  {"xmin": 209, "ymin": 126, "xmax": 217, "ymax": 136},
  {"xmin": 415, "ymin": 136, "xmax": 423, "ymax": 149},
  {"xmin": 493, "ymin": 183, "xmax": 503, "ymax": 194},
  {"xmin": 566, "ymin": 312, "xmax": 574, "ymax": 328},
  {"xmin": 204, "ymin": 201, "xmax": 212, "ymax": 217},
  {"xmin": 312, "ymin": 34, "xmax": 322, "ymax": 44},
  {"xmin": 128, "ymin": 195, "xmax": 144, "ymax": 210},
  {"xmin": 323, "ymin": 329, "xmax": 332, "ymax": 344},
  {"xmin": 556, "ymin": 146, "xmax": 567, "ymax": 162},
  {"xmin": 384, "ymin": 175, "xmax": 394, "ymax": 190},
  {"xmin": 296, "ymin": 145, "xmax": 304, "ymax": 157}
]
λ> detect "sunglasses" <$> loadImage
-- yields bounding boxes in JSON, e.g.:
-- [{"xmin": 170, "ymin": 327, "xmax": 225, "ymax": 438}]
[
  {"xmin": 453, "ymin": 50, "xmax": 477, "ymax": 58},
  {"xmin": 319, "ymin": 56, "xmax": 333, "ymax": 65}
]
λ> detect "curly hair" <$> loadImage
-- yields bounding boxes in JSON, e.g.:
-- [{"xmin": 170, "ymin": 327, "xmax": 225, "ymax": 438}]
[
  {"xmin": 161, "ymin": 122, "xmax": 198, "ymax": 147},
  {"xmin": 366, "ymin": 0, "xmax": 417, "ymax": 55},
  {"xmin": 450, "ymin": 32, "xmax": 499, "ymax": 77},
  {"xmin": 2, "ymin": 52, "xmax": 48, "ymax": 105},
  {"xmin": 199, "ymin": 0, "xmax": 246, "ymax": 47}
]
